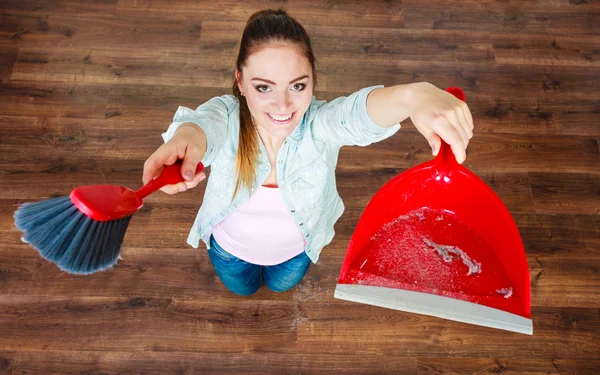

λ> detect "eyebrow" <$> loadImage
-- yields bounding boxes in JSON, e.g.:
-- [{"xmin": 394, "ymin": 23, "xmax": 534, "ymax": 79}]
[{"xmin": 251, "ymin": 75, "xmax": 310, "ymax": 85}]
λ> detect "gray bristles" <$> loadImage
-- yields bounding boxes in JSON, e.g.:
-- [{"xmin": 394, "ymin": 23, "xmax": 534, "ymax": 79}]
[{"xmin": 14, "ymin": 196, "xmax": 132, "ymax": 275}]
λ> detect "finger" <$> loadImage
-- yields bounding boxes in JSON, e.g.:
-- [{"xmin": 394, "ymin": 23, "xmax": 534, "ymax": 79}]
[
  {"xmin": 160, "ymin": 181, "xmax": 188, "ymax": 195},
  {"xmin": 143, "ymin": 144, "xmax": 178, "ymax": 185},
  {"xmin": 444, "ymin": 109, "xmax": 469, "ymax": 147},
  {"xmin": 433, "ymin": 120, "xmax": 466, "ymax": 164},
  {"xmin": 181, "ymin": 143, "xmax": 203, "ymax": 182},
  {"xmin": 457, "ymin": 105, "xmax": 473, "ymax": 140},
  {"xmin": 184, "ymin": 171, "xmax": 207, "ymax": 189},
  {"xmin": 462, "ymin": 101, "xmax": 474, "ymax": 131},
  {"xmin": 421, "ymin": 129, "xmax": 442, "ymax": 156}
]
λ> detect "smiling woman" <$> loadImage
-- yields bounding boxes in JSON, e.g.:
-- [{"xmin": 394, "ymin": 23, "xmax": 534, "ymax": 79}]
[{"xmin": 142, "ymin": 8, "xmax": 473, "ymax": 296}]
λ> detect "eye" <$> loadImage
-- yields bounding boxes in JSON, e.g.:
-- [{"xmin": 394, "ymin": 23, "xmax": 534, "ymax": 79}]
[
  {"xmin": 255, "ymin": 85, "xmax": 272, "ymax": 93},
  {"xmin": 291, "ymin": 83, "xmax": 306, "ymax": 92}
]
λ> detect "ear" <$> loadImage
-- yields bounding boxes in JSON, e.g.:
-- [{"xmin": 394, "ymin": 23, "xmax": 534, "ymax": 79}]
[{"xmin": 235, "ymin": 68, "xmax": 244, "ymax": 95}]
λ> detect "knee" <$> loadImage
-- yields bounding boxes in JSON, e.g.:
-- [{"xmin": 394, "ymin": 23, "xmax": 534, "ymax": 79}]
[
  {"xmin": 229, "ymin": 285, "xmax": 261, "ymax": 296},
  {"xmin": 264, "ymin": 279, "xmax": 298, "ymax": 293}
]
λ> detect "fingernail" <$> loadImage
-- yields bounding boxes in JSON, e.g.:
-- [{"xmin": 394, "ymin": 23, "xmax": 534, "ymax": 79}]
[
  {"xmin": 184, "ymin": 171, "xmax": 193, "ymax": 181},
  {"xmin": 178, "ymin": 186, "xmax": 187, "ymax": 192}
]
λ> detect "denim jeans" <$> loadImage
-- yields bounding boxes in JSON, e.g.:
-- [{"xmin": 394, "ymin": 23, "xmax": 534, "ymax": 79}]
[{"xmin": 207, "ymin": 235, "xmax": 312, "ymax": 296}]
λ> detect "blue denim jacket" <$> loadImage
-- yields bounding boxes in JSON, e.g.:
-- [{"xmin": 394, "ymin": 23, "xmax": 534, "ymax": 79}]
[{"xmin": 162, "ymin": 85, "xmax": 401, "ymax": 263}]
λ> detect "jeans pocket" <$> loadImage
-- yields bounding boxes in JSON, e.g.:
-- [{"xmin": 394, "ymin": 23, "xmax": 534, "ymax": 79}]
[{"xmin": 209, "ymin": 239, "xmax": 239, "ymax": 262}]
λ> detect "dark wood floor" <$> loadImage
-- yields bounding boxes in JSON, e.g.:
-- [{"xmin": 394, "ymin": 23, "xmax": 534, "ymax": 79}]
[{"xmin": 1, "ymin": 0, "xmax": 599, "ymax": 374}]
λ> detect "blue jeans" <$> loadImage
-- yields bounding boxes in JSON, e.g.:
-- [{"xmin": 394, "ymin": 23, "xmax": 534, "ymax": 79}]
[{"xmin": 207, "ymin": 235, "xmax": 312, "ymax": 296}]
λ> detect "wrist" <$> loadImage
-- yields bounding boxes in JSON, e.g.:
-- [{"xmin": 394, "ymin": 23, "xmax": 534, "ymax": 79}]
[
  {"xmin": 175, "ymin": 123, "xmax": 207, "ymax": 149},
  {"xmin": 393, "ymin": 83, "xmax": 418, "ymax": 117}
]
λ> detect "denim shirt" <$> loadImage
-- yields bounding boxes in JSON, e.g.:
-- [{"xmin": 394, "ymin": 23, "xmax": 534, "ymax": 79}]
[{"xmin": 162, "ymin": 85, "xmax": 401, "ymax": 263}]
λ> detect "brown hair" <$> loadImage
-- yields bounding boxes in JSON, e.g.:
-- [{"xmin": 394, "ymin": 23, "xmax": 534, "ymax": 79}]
[{"xmin": 232, "ymin": 9, "xmax": 317, "ymax": 198}]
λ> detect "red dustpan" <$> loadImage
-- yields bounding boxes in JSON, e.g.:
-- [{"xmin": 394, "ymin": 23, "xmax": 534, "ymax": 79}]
[{"xmin": 335, "ymin": 87, "xmax": 532, "ymax": 335}]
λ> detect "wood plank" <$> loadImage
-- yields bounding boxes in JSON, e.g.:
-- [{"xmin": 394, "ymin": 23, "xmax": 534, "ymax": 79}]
[
  {"xmin": 104, "ymin": 84, "xmax": 229, "ymax": 121},
  {"xmin": 0, "ymin": 41, "xmax": 19, "ymax": 81},
  {"xmin": 528, "ymin": 255, "xmax": 599, "ymax": 308},
  {"xmin": 0, "ymin": 80, "xmax": 228, "ymax": 119},
  {"xmin": 0, "ymin": 244, "xmax": 38, "ymax": 296},
  {"xmin": 0, "ymin": 10, "xmax": 201, "ymax": 52},
  {"xmin": 417, "ymin": 357, "xmax": 600, "ymax": 375},
  {"xmin": 0, "ymin": 296, "xmax": 299, "ymax": 353},
  {"xmin": 0, "ymin": 115, "xmax": 170, "ymax": 164},
  {"xmin": 404, "ymin": 0, "xmax": 600, "ymax": 36},
  {"xmin": 199, "ymin": 21, "xmax": 494, "ymax": 62},
  {"xmin": 297, "ymin": 304, "xmax": 599, "ymax": 359},
  {"xmin": 318, "ymin": 57, "xmax": 600, "ymax": 100},
  {"xmin": 0, "ymin": 351, "xmax": 16, "ymax": 375},
  {"xmin": 10, "ymin": 48, "xmax": 231, "ymax": 87},
  {"xmin": 0, "ymin": 80, "xmax": 110, "ymax": 119},
  {"xmin": 529, "ymin": 173, "xmax": 600, "ymax": 215},
  {"xmin": 336, "ymin": 130, "xmax": 599, "ymax": 175},
  {"xmin": 469, "ymin": 95, "xmax": 600, "ymax": 136},
  {"xmin": 492, "ymin": 33, "xmax": 600, "ymax": 67},
  {"xmin": 116, "ymin": 0, "xmax": 405, "ymax": 29},
  {"xmin": 8, "ymin": 350, "xmax": 416, "ymax": 375},
  {"xmin": 514, "ymin": 213, "xmax": 599, "ymax": 258},
  {"xmin": 0, "ymin": 0, "xmax": 118, "ymax": 17}
]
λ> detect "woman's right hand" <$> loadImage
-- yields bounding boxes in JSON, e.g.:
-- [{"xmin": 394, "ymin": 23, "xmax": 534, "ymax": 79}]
[{"xmin": 142, "ymin": 124, "xmax": 208, "ymax": 194}]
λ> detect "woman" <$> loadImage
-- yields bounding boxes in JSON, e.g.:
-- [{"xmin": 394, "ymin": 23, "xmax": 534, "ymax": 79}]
[{"xmin": 143, "ymin": 9, "xmax": 473, "ymax": 296}]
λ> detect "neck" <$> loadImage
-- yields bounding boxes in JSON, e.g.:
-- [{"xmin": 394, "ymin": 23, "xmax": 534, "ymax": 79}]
[{"xmin": 255, "ymin": 120, "xmax": 289, "ymax": 154}]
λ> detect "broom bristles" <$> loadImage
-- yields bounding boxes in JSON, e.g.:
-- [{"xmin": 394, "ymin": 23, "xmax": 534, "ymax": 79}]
[{"xmin": 14, "ymin": 196, "xmax": 132, "ymax": 275}]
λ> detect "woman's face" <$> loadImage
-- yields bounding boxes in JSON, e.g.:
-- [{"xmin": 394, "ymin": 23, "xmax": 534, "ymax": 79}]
[{"xmin": 236, "ymin": 43, "xmax": 314, "ymax": 139}]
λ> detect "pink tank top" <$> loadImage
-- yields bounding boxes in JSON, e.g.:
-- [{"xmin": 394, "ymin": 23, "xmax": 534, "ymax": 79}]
[{"xmin": 211, "ymin": 185, "xmax": 306, "ymax": 265}]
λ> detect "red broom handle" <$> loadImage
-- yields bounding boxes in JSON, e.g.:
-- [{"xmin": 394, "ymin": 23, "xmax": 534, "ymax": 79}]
[{"xmin": 136, "ymin": 162, "xmax": 205, "ymax": 199}]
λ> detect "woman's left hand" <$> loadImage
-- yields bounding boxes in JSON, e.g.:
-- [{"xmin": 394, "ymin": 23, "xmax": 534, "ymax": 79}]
[{"xmin": 406, "ymin": 82, "xmax": 474, "ymax": 164}]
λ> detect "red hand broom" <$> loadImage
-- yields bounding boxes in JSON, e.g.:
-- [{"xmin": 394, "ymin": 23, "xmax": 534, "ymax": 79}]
[{"xmin": 14, "ymin": 162, "xmax": 204, "ymax": 274}]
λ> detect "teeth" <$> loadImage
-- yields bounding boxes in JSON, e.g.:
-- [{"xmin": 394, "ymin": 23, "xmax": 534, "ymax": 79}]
[{"xmin": 269, "ymin": 113, "xmax": 292, "ymax": 121}]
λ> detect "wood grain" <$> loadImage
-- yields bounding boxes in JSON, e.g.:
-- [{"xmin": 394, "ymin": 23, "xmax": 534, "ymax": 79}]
[{"xmin": 0, "ymin": 0, "xmax": 598, "ymax": 373}]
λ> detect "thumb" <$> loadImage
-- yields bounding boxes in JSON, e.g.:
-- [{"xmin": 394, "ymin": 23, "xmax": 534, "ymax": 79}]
[{"xmin": 180, "ymin": 144, "xmax": 203, "ymax": 182}]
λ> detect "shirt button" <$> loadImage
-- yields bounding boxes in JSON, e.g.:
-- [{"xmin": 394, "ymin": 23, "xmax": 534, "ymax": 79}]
[
  {"xmin": 278, "ymin": 160, "xmax": 283, "ymax": 163},
  {"xmin": 291, "ymin": 210, "xmax": 295, "ymax": 213},
  {"xmin": 299, "ymin": 223, "xmax": 303, "ymax": 226}
]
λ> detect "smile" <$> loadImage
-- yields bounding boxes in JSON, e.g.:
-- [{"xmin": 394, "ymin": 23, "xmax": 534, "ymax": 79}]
[{"xmin": 267, "ymin": 112, "xmax": 295, "ymax": 124}]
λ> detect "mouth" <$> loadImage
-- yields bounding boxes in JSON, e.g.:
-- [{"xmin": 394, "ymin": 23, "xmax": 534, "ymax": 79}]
[{"xmin": 267, "ymin": 111, "xmax": 295, "ymax": 125}]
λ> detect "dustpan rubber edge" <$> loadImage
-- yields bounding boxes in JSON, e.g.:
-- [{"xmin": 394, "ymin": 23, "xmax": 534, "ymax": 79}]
[{"xmin": 334, "ymin": 284, "xmax": 533, "ymax": 335}]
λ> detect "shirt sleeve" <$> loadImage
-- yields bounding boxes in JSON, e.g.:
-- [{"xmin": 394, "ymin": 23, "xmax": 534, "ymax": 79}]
[
  {"xmin": 161, "ymin": 95, "xmax": 236, "ymax": 167},
  {"xmin": 311, "ymin": 85, "xmax": 401, "ymax": 147}
]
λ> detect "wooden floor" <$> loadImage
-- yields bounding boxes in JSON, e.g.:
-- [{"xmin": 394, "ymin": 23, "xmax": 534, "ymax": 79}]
[{"xmin": 1, "ymin": 0, "xmax": 598, "ymax": 373}]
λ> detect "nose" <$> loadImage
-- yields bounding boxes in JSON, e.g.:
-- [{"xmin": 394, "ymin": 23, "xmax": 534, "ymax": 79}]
[{"xmin": 274, "ymin": 91, "xmax": 292, "ymax": 113}]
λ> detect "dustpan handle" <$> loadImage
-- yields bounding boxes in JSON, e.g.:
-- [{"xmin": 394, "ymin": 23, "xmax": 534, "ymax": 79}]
[{"xmin": 436, "ymin": 87, "xmax": 466, "ymax": 166}]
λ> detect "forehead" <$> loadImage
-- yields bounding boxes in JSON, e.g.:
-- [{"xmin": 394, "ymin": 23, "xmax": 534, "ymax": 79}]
[{"xmin": 243, "ymin": 43, "xmax": 311, "ymax": 81}]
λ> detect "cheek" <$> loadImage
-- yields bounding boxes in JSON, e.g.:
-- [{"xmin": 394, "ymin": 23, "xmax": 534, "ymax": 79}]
[
  {"xmin": 297, "ymin": 92, "xmax": 313, "ymax": 112},
  {"xmin": 245, "ymin": 93, "xmax": 269, "ymax": 111}
]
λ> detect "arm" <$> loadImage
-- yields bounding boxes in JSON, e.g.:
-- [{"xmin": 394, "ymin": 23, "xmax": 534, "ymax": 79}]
[
  {"xmin": 367, "ymin": 82, "xmax": 474, "ymax": 163},
  {"xmin": 142, "ymin": 95, "xmax": 235, "ymax": 194},
  {"xmin": 311, "ymin": 85, "xmax": 401, "ymax": 148},
  {"xmin": 162, "ymin": 95, "xmax": 235, "ymax": 167}
]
